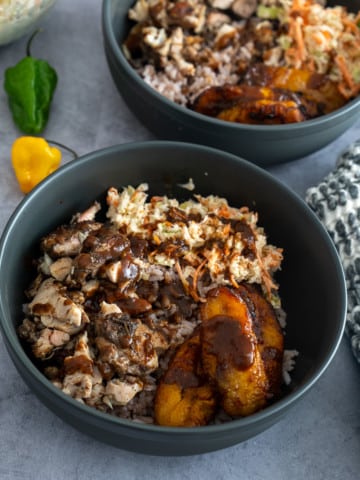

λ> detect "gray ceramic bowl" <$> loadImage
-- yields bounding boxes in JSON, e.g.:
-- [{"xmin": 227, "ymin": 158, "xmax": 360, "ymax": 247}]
[
  {"xmin": 0, "ymin": 141, "xmax": 346, "ymax": 456},
  {"xmin": 102, "ymin": 0, "xmax": 360, "ymax": 166}
]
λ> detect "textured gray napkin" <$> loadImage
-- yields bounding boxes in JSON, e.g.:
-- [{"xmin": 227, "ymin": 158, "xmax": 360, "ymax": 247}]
[{"xmin": 306, "ymin": 140, "xmax": 360, "ymax": 363}]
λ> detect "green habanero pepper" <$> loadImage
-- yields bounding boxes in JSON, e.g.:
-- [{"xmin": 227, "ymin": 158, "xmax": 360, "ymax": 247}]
[{"xmin": 4, "ymin": 30, "xmax": 58, "ymax": 135}]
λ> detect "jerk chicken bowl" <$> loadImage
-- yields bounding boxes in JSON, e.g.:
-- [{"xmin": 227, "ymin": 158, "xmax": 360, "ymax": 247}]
[
  {"xmin": 17, "ymin": 183, "xmax": 291, "ymax": 427},
  {"xmin": 102, "ymin": 0, "xmax": 360, "ymax": 165},
  {"xmin": 0, "ymin": 142, "xmax": 346, "ymax": 455}
]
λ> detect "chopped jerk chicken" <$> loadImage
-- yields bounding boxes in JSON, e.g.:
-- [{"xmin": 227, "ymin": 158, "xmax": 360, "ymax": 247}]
[
  {"xmin": 28, "ymin": 278, "xmax": 89, "ymax": 335},
  {"xmin": 41, "ymin": 220, "xmax": 102, "ymax": 259}
]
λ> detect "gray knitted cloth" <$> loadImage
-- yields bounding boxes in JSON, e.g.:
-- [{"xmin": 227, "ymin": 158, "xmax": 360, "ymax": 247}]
[{"xmin": 306, "ymin": 140, "xmax": 360, "ymax": 364}]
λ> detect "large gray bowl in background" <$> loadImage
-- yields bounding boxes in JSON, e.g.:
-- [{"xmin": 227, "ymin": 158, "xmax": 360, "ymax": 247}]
[
  {"xmin": 102, "ymin": 0, "xmax": 360, "ymax": 166},
  {"xmin": 0, "ymin": 142, "xmax": 346, "ymax": 455}
]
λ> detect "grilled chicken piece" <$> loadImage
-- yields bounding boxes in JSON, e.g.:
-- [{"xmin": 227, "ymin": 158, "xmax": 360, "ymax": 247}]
[
  {"xmin": 95, "ymin": 306, "xmax": 169, "ymax": 378},
  {"xmin": 191, "ymin": 84, "xmax": 319, "ymax": 124},
  {"xmin": 242, "ymin": 64, "xmax": 346, "ymax": 114},
  {"xmin": 17, "ymin": 321, "xmax": 71, "ymax": 360},
  {"xmin": 49, "ymin": 257, "xmax": 73, "ymax": 282},
  {"xmin": 154, "ymin": 330, "xmax": 217, "ymax": 427},
  {"xmin": 63, "ymin": 332, "xmax": 94, "ymax": 376},
  {"xmin": 32, "ymin": 328, "xmax": 70, "ymax": 359},
  {"xmin": 41, "ymin": 221, "xmax": 102, "ymax": 259},
  {"xmin": 201, "ymin": 286, "xmax": 269, "ymax": 416},
  {"xmin": 72, "ymin": 225, "xmax": 134, "ymax": 285},
  {"xmin": 72, "ymin": 201, "xmax": 101, "ymax": 223},
  {"xmin": 104, "ymin": 378, "xmax": 143, "ymax": 407},
  {"xmin": 62, "ymin": 332, "xmax": 100, "ymax": 400},
  {"xmin": 28, "ymin": 278, "xmax": 89, "ymax": 335}
]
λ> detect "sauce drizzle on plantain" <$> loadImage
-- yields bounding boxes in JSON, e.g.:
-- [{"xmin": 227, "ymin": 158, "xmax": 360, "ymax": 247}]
[{"xmin": 203, "ymin": 315, "xmax": 255, "ymax": 372}]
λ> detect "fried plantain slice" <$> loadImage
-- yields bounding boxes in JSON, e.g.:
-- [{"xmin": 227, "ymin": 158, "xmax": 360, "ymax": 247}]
[
  {"xmin": 217, "ymin": 98, "xmax": 307, "ymax": 124},
  {"xmin": 200, "ymin": 286, "xmax": 269, "ymax": 417},
  {"xmin": 154, "ymin": 329, "xmax": 217, "ymax": 427},
  {"xmin": 242, "ymin": 64, "xmax": 346, "ymax": 114},
  {"xmin": 191, "ymin": 84, "xmax": 319, "ymax": 124},
  {"xmin": 237, "ymin": 283, "xmax": 284, "ymax": 398}
]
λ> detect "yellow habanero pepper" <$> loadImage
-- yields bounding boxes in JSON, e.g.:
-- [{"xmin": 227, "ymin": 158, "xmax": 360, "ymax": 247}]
[{"xmin": 11, "ymin": 136, "xmax": 62, "ymax": 193}]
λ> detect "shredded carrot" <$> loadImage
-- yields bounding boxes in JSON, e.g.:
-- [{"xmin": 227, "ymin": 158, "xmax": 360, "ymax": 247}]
[
  {"xmin": 191, "ymin": 258, "xmax": 208, "ymax": 303},
  {"xmin": 229, "ymin": 273, "xmax": 240, "ymax": 289},
  {"xmin": 175, "ymin": 260, "xmax": 190, "ymax": 294},
  {"xmin": 283, "ymin": 1, "xmax": 360, "ymax": 98},
  {"xmin": 292, "ymin": 16, "xmax": 307, "ymax": 63},
  {"xmin": 192, "ymin": 258, "xmax": 207, "ymax": 290},
  {"xmin": 152, "ymin": 233, "xmax": 162, "ymax": 245},
  {"xmin": 218, "ymin": 205, "xmax": 230, "ymax": 218},
  {"xmin": 258, "ymin": 255, "xmax": 278, "ymax": 294},
  {"xmin": 291, "ymin": 0, "xmax": 306, "ymax": 12},
  {"xmin": 255, "ymin": 248, "xmax": 277, "ymax": 295},
  {"xmin": 151, "ymin": 196, "xmax": 163, "ymax": 203},
  {"xmin": 304, "ymin": 57, "xmax": 315, "ymax": 72},
  {"xmin": 312, "ymin": 30, "xmax": 332, "ymax": 48},
  {"xmin": 338, "ymin": 82, "xmax": 360, "ymax": 100},
  {"xmin": 284, "ymin": 47, "xmax": 299, "ymax": 66},
  {"xmin": 335, "ymin": 54, "xmax": 355, "ymax": 90},
  {"xmin": 222, "ymin": 223, "xmax": 231, "ymax": 237},
  {"xmin": 343, "ymin": 17, "xmax": 360, "ymax": 35},
  {"xmin": 312, "ymin": 32, "xmax": 324, "ymax": 46},
  {"xmin": 262, "ymin": 273, "xmax": 276, "ymax": 297}
]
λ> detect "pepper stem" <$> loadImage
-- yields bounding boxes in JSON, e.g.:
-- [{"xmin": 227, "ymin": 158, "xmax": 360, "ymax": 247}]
[
  {"xmin": 46, "ymin": 140, "xmax": 79, "ymax": 159},
  {"xmin": 26, "ymin": 29, "xmax": 42, "ymax": 57}
]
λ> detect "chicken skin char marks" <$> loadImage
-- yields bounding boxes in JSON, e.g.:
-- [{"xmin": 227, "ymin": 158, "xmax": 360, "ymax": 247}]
[{"xmin": 154, "ymin": 284, "xmax": 284, "ymax": 426}]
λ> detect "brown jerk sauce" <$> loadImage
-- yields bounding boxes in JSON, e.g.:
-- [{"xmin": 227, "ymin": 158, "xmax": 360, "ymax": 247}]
[
  {"xmin": 63, "ymin": 354, "xmax": 93, "ymax": 375},
  {"xmin": 203, "ymin": 315, "xmax": 255, "ymax": 372}
]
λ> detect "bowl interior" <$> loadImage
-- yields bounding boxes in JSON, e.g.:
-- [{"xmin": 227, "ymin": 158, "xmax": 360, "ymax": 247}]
[
  {"xmin": 328, "ymin": 0, "xmax": 360, "ymax": 9},
  {"xmin": 0, "ymin": 142, "xmax": 346, "ymax": 453}
]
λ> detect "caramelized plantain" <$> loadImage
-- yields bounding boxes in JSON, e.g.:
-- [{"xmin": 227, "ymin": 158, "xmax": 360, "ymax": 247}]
[
  {"xmin": 217, "ymin": 98, "xmax": 307, "ymax": 124},
  {"xmin": 200, "ymin": 287, "xmax": 269, "ymax": 417},
  {"xmin": 237, "ymin": 283, "xmax": 284, "ymax": 397},
  {"xmin": 154, "ymin": 330, "xmax": 217, "ymax": 427},
  {"xmin": 155, "ymin": 285, "xmax": 284, "ymax": 425},
  {"xmin": 243, "ymin": 64, "xmax": 346, "ymax": 114},
  {"xmin": 191, "ymin": 84, "xmax": 319, "ymax": 124}
]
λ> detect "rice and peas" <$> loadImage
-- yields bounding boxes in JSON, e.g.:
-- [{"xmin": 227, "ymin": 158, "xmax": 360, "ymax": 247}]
[
  {"xmin": 123, "ymin": 0, "xmax": 360, "ymax": 110},
  {"xmin": 17, "ymin": 183, "xmax": 297, "ymax": 424}
]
